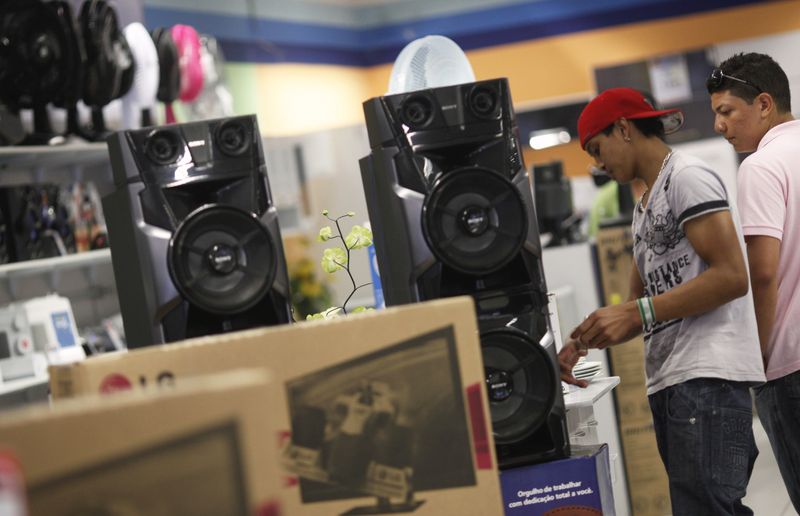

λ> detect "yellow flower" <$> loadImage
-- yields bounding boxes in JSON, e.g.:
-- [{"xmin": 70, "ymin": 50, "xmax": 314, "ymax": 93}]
[{"xmin": 300, "ymin": 281, "xmax": 322, "ymax": 298}]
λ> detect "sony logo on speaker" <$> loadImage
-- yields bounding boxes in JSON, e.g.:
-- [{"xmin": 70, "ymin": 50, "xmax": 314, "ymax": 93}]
[{"xmin": 98, "ymin": 371, "xmax": 176, "ymax": 394}]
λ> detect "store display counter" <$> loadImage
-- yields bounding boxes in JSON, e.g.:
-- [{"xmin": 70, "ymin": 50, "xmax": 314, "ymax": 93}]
[{"xmin": 564, "ymin": 376, "xmax": 620, "ymax": 446}]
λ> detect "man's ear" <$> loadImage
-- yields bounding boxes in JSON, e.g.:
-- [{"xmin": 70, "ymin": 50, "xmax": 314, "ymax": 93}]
[
  {"xmin": 757, "ymin": 92, "xmax": 775, "ymax": 118},
  {"xmin": 617, "ymin": 118, "xmax": 632, "ymax": 142}
]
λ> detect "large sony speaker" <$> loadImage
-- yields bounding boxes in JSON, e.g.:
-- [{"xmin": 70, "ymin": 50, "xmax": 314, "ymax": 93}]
[
  {"xmin": 359, "ymin": 78, "xmax": 569, "ymax": 468},
  {"xmin": 104, "ymin": 115, "xmax": 293, "ymax": 348}
]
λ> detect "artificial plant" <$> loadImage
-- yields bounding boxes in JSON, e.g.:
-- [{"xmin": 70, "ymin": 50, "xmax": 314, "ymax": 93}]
[{"xmin": 306, "ymin": 210, "xmax": 374, "ymax": 320}]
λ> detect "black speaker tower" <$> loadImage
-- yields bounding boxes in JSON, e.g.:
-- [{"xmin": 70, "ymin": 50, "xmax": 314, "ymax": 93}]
[
  {"xmin": 104, "ymin": 115, "xmax": 293, "ymax": 348},
  {"xmin": 359, "ymin": 78, "xmax": 569, "ymax": 469}
]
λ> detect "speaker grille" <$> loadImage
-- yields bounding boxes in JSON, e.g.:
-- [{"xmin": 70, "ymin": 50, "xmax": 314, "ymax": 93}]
[
  {"xmin": 168, "ymin": 205, "xmax": 276, "ymax": 314},
  {"xmin": 422, "ymin": 167, "xmax": 527, "ymax": 275},
  {"xmin": 481, "ymin": 328, "xmax": 556, "ymax": 445}
]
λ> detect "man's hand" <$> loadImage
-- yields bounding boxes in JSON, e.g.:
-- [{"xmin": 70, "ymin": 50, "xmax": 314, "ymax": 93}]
[
  {"xmin": 558, "ymin": 338, "xmax": 589, "ymax": 388},
  {"xmin": 570, "ymin": 301, "xmax": 642, "ymax": 349}
]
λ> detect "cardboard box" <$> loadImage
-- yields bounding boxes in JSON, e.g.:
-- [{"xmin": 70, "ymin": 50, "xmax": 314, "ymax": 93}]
[
  {"xmin": 50, "ymin": 297, "xmax": 504, "ymax": 516},
  {"xmin": 595, "ymin": 226, "xmax": 671, "ymax": 515},
  {"xmin": 499, "ymin": 444, "xmax": 614, "ymax": 515},
  {"xmin": 0, "ymin": 370, "xmax": 283, "ymax": 516}
]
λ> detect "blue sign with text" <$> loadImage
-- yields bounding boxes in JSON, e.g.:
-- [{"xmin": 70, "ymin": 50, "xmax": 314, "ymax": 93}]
[{"xmin": 499, "ymin": 444, "xmax": 614, "ymax": 515}]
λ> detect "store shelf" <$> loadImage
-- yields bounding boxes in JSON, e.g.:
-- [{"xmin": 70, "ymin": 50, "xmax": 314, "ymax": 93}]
[
  {"xmin": 0, "ymin": 142, "xmax": 112, "ymax": 187},
  {"xmin": 0, "ymin": 249, "xmax": 112, "ymax": 299},
  {"xmin": 0, "ymin": 375, "xmax": 49, "ymax": 398},
  {"xmin": 0, "ymin": 249, "xmax": 111, "ymax": 281},
  {"xmin": 564, "ymin": 376, "xmax": 620, "ymax": 409},
  {"xmin": 0, "ymin": 374, "xmax": 50, "ymax": 410}
]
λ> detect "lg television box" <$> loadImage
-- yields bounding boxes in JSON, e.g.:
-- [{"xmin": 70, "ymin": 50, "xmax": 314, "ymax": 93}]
[
  {"xmin": 499, "ymin": 444, "xmax": 615, "ymax": 516},
  {"xmin": 0, "ymin": 370, "xmax": 283, "ymax": 516},
  {"xmin": 49, "ymin": 297, "xmax": 504, "ymax": 516}
]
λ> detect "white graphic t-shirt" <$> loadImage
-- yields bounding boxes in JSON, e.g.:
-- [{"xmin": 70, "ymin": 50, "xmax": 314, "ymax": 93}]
[{"xmin": 632, "ymin": 150, "xmax": 765, "ymax": 395}]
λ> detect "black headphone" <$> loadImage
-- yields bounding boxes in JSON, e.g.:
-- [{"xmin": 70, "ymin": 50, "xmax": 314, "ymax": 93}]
[
  {"xmin": 79, "ymin": 0, "xmax": 133, "ymax": 108},
  {"xmin": 0, "ymin": 0, "xmax": 69, "ymax": 108},
  {"xmin": 151, "ymin": 27, "xmax": 181, "ymax": 104},
  {"xmin": 49, "ymin": 1, "xmax": 87, "ymax": 110}
]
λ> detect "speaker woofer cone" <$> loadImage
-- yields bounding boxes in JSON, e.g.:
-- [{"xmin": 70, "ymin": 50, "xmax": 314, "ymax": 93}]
[
  {"xmin": 168, "ymin": 204, "xmax": 276, "ymax": 314},
  {"xmin": 481, "ymin": 328, "xmax": 556, "ymax": 444},
  {"xmin": 422, "ymin": 167, "xmax": 527, "ymax": 275}
]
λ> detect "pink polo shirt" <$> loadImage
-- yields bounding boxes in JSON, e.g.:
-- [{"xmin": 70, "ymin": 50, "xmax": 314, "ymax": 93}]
[{"xmin": 737, "ymin": 119, "xmax": 800, "ymax": 381}]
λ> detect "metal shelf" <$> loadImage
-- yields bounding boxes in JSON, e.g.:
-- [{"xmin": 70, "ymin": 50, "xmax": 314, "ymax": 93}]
[
  {"xmin": 0, "ymin": 249, "xmax": 112, "ymax": 300},
  {"xmin": 0, "ymin": 142, "xmax": 112, "ymax": 188}
]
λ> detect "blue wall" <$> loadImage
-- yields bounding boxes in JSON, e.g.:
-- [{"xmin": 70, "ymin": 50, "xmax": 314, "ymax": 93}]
[{"xmin": 143, "ymin": 0, "xmax": 777, "ymax": 65}]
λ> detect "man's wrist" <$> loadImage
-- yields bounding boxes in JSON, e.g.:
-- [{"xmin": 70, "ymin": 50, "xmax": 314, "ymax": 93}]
[{"xmin": 635, "ymin": 296, "xmax": 656, "ymax": 329}]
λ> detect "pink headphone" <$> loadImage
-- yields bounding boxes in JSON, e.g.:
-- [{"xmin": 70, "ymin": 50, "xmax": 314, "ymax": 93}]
[{"xmin": 167, "ymin": 24, "xmax": 203, "ymax": 122}]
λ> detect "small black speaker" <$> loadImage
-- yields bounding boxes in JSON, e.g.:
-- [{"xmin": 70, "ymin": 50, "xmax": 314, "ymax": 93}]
[
  {"xmin": 104, "ymin": 115, "xmax": 293, "ymax": 348},
  {"xmin": 359, "ymin": 79, "xmax": 569, "ymax": 469}
]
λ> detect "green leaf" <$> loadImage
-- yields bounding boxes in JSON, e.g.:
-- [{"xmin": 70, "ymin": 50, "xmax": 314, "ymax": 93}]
[
  {"xmin": 322, "ymin": 209, "xmax": 329, "ymax": 216},
  {"xmin": 306, "ymin": 306, "xmax": 342, "ymax": 320},
  {"xmin": 317, "ymin": 226, "xmax": 333, "ymax": 242},
  {"xmin": 352, "ymin": 306, "xmax": 375, "ymax": 314},
  {"xmin": 346, "ymin": 211, "xmax": 355, "ymax": 217},
  {"xmin": 345, "ymin": 225, "xmax": 373, "ymax": 250},
  {"xmin": 321, "ymin": 247, "xmax": 347, "ymax": 273},
  {"xmin": 323, "ymin": 307, "xmax": 343, "ymax": 318}
]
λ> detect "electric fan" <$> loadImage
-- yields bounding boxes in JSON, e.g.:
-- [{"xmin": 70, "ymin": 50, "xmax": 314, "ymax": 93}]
[
  {"xmin": 0, "ymin": 0, "xmax": 77, "ymax": 145},
  {"xmin": 387, "ymin": 35, "xmax": 475, "ymax": 94},
  {"xmin": 122, "ymin": 22, "xmax": 160, "ymax": 129},
  {"xmin": 79, "ymin": 0, "xmax": 134, "ymax": 140}
]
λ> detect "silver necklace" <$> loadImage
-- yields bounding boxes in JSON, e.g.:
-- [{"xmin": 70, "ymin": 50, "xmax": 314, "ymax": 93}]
[{"xmin": 640, "ymin": 149, "xmax": 673, "ymax": 208}]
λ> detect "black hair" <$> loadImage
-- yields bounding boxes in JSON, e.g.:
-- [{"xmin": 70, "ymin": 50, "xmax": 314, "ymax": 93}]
[
  {"xmin": 600, "ymin": 116, "xmax": 666, "ymax": 140},
  {"xmin": 707, "ymin": 52, "xmax": 791, "ymax": 113}
]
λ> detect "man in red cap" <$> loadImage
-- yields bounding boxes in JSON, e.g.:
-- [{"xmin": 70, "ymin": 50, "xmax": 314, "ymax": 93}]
[{"xmin": 559, "ymin": 87, "xmax": 764, "ymax": 515}]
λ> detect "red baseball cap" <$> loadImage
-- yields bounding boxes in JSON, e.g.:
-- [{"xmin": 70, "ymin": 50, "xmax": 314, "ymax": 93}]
[{"xmin": 577, "ymin": 88, "xmax": 684, "ymax": 149}]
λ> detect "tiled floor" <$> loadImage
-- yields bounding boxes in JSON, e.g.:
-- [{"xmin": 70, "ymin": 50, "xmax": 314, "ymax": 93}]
[{"xmin": 743, "ymin": 416, "xmax": 795, "ymax": 515}]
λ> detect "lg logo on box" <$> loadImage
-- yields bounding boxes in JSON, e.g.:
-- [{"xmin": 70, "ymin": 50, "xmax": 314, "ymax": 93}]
[{"xmin": 99, "ymin": 371, "xmax": 176, "ymax": 394}]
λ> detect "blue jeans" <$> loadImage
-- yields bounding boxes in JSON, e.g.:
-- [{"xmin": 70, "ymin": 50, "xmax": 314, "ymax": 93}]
[
  {"xmin": 753, "ymin": 369, "xmax": 800, "ymax": 512},
  {"xmin": 648, "ymin": 378, "xmax": 757, "ymax": 516}
]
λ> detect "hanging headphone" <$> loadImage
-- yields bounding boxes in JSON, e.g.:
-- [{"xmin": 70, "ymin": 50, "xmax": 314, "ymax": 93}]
[
  {"xmin": 163, "ymin": 24, "xmax": 203, "ymax": 123},
  {"xmin": 0, "ymin": 0, "xmax": 73, "ymax": 144},
  {"xmin": 49, "ymin": 0, "xmax": 88, "ymax": 140},
  {"xmin": 151, "ymin": 27, "xmax": 181, "ymax": 124},
  {"xmin": 171, "ymin": 24, "xmax": 204, "ymax": 103},
  {"xmin": 79, "ymin": 0, "xmax": 133, "ymax": 138},
  {"xmin": 122, "ymin": 22, "xmax": 159, "ymax": 129}
]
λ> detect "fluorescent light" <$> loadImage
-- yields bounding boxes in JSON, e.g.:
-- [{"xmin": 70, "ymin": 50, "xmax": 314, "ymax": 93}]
[{"xmin": 529, "ymin": 128, "xmax": 571, "ymax": 150}]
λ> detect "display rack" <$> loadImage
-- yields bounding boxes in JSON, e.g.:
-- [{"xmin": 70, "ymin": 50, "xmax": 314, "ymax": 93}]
[
  {"xmin": 0, "ymin": 142, "xmax": 112, "ymax": 189},
  {"xmin": 0, "ymin": 249, "xmax": 112, "ymax": 300},
  {"xmin": 0, "ymin": 142, "xmax": 116, "ymax": 306},
  {"xmin": 0, "ymin": 143, "xmax": 115, "ymax": 301},
  {"xmin": 564, "ymin": 376, "xmax": 620, "ymax": 448},
  {"xmin": 0, "ymin": 143, "xmax": 117, "ymax": 408}
]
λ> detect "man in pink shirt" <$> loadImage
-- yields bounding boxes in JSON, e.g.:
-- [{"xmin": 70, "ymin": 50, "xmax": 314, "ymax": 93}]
[{"xmin": 708, "ymin": 52, "xmax": 800, "ymax": 510}]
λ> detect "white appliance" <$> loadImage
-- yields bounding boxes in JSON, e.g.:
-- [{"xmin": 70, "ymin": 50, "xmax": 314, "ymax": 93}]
[{"xmin": 0, "ymin": 295, "xmax": 84, "ymax": 384}]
